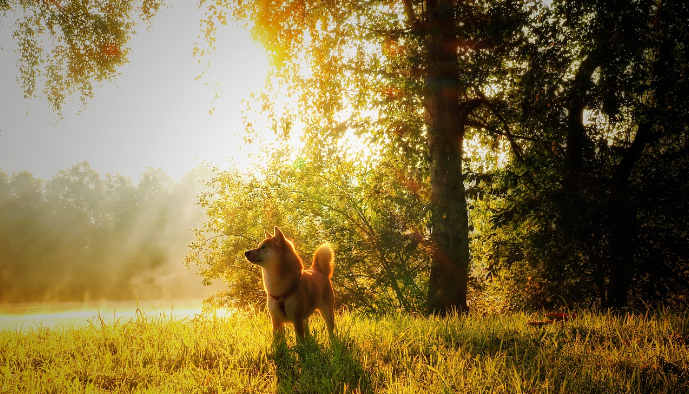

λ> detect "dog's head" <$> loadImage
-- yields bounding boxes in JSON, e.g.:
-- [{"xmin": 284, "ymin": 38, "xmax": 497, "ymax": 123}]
[{"xmin": 244, "ymin": 226, "xmax": 286, "ymax": 267}]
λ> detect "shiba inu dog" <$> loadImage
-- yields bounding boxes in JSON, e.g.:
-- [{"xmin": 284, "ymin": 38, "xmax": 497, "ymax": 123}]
[{"xmin": 245, "ymin": 227, "xmax": 335, "ymax": 339}]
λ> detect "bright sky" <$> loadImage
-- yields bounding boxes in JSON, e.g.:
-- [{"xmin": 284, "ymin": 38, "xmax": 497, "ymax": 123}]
[{"xmin": 0, "ymin": 1, "xmax": 269, "ymax": 182}]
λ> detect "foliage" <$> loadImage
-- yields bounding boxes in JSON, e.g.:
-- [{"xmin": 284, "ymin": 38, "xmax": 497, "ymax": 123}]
[
  {"xmin": 189, "ymin": 0, "xmax": 689, "ymax": 312},
  {"xmin": 185, "ymin": 150, "xmax": 431, "ymax": 314},
  {"xmin": 2, "ymin": 0, "xmax": 165, "ymax": 115},
  {"xmin": 470, "ymin": 0, "xmax": 689, "ymax": 310},
  {"xmin": 0, "ymin": 163, "xmax": 212, "ymax": 302},
  {"xmin": 195, "ymin": 0, "xmax": 540, "ymax": 313},
  {"xmin": 1, "ymin": 309, "xmax": 688, "ymax": 393}
]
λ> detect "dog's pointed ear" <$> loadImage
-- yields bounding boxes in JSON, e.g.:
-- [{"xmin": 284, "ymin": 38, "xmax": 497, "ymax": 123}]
[
  {"xmin": 273, "ymin": 226, "xmax": 284, "ymax": 243},
  {"xmin": 264, "ymin": 230, "xmax": 272, "ymax": 239}
]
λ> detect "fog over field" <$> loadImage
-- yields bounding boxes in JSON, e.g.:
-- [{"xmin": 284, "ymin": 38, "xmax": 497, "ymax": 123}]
[{"xmin": 0, "ymin": 163, "xmax": 221, "ymax": 304}]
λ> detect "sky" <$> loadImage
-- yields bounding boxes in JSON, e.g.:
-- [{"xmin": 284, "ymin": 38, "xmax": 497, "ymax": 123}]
[{"xmin": 0, "ymin": 1, "xmax": 270, "ymax": 182}]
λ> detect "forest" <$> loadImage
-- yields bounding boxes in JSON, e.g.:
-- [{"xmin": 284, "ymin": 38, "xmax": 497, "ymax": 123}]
[
  {"xmin": 0, "ymin": 163, "xmax": 213, "ymax": 303},
  {"xmin": 3, "ymin": 0, "xmax": 689, "ymax": 314}
]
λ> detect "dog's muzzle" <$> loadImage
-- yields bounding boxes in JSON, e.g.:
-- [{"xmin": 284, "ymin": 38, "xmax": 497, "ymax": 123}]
[{"xmin": 245, "ymin": 250, "xmax": 262, "ymax": 263}]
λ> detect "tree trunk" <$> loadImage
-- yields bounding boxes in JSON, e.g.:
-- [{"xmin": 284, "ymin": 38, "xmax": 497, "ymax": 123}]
[
  {"xmin": 605, "ymin": 123, "xmax": 653, "ymax": 309},
  {"xmin": 605, "ymin": 191, "xmax": 636, "ymax": 309},
  {"xmin": 563, "ymin": 50, "xmax": 599, "ymax": 192},
  {"xmin": 424, "ymin": 0, "xmax": 470, "ymax": 315},
  {"xmin": 563, "ymin": 49, "xmax": 651, "ymax": 308}
]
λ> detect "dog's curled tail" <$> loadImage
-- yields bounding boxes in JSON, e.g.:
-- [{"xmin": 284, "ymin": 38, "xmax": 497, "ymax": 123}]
[{"xmin": 311, "ymin": 242, "xmax": 334, "ymax": 278}]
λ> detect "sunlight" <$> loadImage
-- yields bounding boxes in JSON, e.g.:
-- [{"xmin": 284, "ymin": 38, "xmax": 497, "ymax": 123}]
[
  {"xmin": 464, "ymin": 132, "xmax": 511, "ymax": 173},
  {"xmin": 0, "ymin": 0, "xmax": 276, "ymax": 181},
  {"xmin": 191, "ymin": 21, "xmax": 275, "ymax": 176},
  {"xmin": 334, "ymin": 107, "xmax": 386, "ymax": 165}
]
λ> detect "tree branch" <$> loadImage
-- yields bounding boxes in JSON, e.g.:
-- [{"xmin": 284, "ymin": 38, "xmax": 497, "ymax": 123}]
[
  {"xmin": 467, "ymin": 118, "xmax": 540, "ymax": 142},
  {"xmin": 401, "ymin": 0, "xmax": 420, "ymax": 30},
  {"xmin": 458, "ymin": 96, "xmax": 527, "ymax": 162},
  {"xmin": 613, "ymin": 122, "xmax": 657, "ymax": 186}
]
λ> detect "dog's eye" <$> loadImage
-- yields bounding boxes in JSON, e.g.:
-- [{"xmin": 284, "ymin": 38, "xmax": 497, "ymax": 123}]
[{"xmin": 260, "ymin": 244, "xmax": 266, "ymax": 250}]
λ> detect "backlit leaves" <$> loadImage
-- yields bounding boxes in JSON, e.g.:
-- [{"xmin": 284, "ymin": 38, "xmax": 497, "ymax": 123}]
[{"xmin": 6, "ymin": 0, "xmax": 166, "ymax": 116}]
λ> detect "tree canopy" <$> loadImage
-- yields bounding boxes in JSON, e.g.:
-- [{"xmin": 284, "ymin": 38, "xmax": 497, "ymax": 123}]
[{"xmin": 479, "ymin": 0, "xmax": 689, "ymax": 309}]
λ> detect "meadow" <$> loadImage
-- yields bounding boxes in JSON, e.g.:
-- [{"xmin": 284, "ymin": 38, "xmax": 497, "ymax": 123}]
[{"xmin": 1, "ymin": 309, "xmax": 687, "ymax": 393}]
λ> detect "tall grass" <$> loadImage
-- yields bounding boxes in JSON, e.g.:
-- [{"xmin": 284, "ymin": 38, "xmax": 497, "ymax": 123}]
[{"xmin": 1, "ymin": 309, "xmax": 687, "ymax": 393}]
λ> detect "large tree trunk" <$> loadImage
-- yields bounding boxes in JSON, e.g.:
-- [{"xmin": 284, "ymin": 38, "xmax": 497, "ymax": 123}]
[{"xmin": 424, "ymin": 0, "xmax": 470, "ymax": 315}]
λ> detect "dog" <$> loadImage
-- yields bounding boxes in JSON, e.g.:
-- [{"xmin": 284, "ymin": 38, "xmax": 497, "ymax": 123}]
[{"xmin": 245, "ymin": 227, "xmax": 335, "ymax": 339}]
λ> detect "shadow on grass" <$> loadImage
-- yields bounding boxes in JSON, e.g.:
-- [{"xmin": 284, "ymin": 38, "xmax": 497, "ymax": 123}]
[
  {"xmin": 446, "ymin": 315, "xmax": 689, "ymax": 393},
  {"xmin": 271, "ymin": 331, "xmax": 372, "ymax": 393}
]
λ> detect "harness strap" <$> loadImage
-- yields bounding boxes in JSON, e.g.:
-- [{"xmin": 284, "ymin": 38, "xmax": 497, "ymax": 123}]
[{"xmin": 268, "ymin": 278, "xmax": 301, "ymax": 316}]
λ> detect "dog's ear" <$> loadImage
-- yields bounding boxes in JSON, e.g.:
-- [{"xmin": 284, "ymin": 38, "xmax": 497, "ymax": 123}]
[
  {"xmin": 273, "ymin": 226, "xmax": 285, "ymax": 244},
  {"xmin": 264, "ymin": 230, "xmax": 272, "ymax": 239}
]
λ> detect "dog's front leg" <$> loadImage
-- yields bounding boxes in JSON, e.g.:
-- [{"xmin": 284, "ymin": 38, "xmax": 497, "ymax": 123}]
[
  {"xmin": 272, "ymin": 318, "xmax": 285, "ymax": 337},
  {"xmin": 293, "ymin": 318, "xmax": 309, "ymax": 339},
  {"xmin": 304, "ymin": 319, "xmax": 310, "ymax": 337}
]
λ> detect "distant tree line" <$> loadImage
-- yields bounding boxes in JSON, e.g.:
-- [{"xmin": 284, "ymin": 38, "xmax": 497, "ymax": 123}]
[{"xmin": 0, "ymin": 162, "xmax": 212, "ymax": 303}]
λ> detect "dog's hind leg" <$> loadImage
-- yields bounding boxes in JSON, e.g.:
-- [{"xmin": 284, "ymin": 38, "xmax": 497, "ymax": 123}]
[
  {"xmin": 318, "ymin": 303, "xmax": 335, "ymax": 333},
  {"xmin": 325, "ymin": 308, "xmax": 336, "ymax": 333},
  {"xmin": 319, "ymin": 288, "xmax": 336, "ymax": 333}
]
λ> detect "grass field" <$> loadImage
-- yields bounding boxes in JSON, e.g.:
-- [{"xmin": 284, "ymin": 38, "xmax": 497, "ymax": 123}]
[{"xmin": 1, "ymin": 309, "xmax": 687, "ymax": 393}]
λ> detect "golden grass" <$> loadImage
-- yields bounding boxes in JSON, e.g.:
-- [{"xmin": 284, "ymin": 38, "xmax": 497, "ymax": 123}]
[{"xmin": 1, "ymin": 309, "xmax": 687, "ymax": 393}]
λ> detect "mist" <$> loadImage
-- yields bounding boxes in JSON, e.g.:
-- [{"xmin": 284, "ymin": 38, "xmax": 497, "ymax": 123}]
[{"xmin": 0, "ymin": 162, "xmax": 218, "ymax": 304}]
